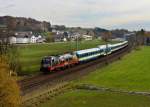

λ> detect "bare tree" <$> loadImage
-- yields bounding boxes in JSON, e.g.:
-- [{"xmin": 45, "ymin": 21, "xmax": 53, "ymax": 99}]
[
  {"xmin": 135, "ymin": 29, "xmax": 145, "ymax": 50},
  {"xmin": 0, "ymin": 25, "xmax": 20, "ymax": 75},
  {"xmin": 0, "ymin": 25, "xmax": 10, "ymax": 55},
  {"xmin": 101, "ymin": 32, "xmax": 111, "ymax": 53}
]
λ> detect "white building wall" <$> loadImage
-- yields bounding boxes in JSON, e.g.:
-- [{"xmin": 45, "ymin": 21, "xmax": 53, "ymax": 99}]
[
  {"xmin": 82, "ymin": 35, "xmax": 93, "ymax": 41},
  {"xmin": 9, "ymin": 37, "xmax": 16, "ymax": 44},
  {"xmin": 16, "ymin": 38, "xmax": 30, "ymax": 44},
  {"xmin": 30, "ymin": 36, "xmax": 36, "ymax": 43}
]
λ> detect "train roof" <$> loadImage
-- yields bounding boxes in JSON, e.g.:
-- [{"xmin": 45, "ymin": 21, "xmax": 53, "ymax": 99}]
[
  {"xmin": 111, "ymin": 41, "xmax": 128, "ymax": 47},
  {"xmin": 59, "ymin": 53, "xmax": 73, "ymax": 59},
  {"xmin": 75, "ymin": 48, "xmax": 100, "ymax": 55},
  {"xmin": 98, "ymin": 44, "xmax": 111, "ymax": 49}
]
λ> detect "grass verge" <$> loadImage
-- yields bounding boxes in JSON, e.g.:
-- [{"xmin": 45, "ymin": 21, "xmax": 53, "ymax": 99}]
[{"xmin": 39, "ymin": 90, "xmax": 150, "ymax": 107}]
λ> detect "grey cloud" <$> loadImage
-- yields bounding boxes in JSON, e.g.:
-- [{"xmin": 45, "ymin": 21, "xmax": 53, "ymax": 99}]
[{"xmin": 0, "ymin": 0, "xmax": 150, "ymax": 30}]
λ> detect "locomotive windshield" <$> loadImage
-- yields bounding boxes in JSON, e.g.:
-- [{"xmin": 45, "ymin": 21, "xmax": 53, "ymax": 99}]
[
  {"xmin": 41, "ymin": 57, "xmax": 52, "ymax": 68},
  {"xmin": 41, "ymin": 58, "xmax": 50, "ymax": 64}
]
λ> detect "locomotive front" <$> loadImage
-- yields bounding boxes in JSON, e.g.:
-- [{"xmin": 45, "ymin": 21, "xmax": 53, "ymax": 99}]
[{"xmin": 40, "ymin": 56, "xmax": 59, "ymax": 73}]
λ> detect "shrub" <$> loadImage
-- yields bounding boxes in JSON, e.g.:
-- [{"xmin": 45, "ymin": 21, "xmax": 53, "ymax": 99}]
[{"xmin": 0, "ymin": 57, "xmax": 21, "ymax": 107}]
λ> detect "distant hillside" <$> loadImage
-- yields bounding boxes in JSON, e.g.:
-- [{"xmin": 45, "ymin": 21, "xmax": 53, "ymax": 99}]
[
  {"xmin": 0, "ymin": 16, "xmax": 51, "ymax": 32},
  {"xmin": 52, "ymin": 25, "xmax": 109, "ymax": 37}
]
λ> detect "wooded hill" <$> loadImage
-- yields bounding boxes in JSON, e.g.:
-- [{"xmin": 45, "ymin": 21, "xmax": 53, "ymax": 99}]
[{"xmin": 0, "ymin": 16, "xmax": 51, "ymax": 32}]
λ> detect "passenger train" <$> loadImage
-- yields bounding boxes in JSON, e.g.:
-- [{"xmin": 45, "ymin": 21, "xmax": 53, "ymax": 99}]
[{"xmin": 40, "ymin": 41, "xmax": 128, "ymax": 72}]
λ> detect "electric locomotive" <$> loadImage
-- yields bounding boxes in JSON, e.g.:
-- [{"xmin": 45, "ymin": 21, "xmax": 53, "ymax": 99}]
[{"xmin": 40, "ymin": 53, "xmax": 78, "ymax": 72}]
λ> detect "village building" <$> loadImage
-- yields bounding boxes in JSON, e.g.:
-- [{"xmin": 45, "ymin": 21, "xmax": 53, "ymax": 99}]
[
  {"xmin": 0, "ymin": 24, "xmax": 7, "ymax": 33},
  {"xmin": 9, "ymin": 31, "xmax": 44, "ymax": 44},
  {"xmin": 82, "ymin": 35, "xmax": 93, "ymax": 41},
  {"xmin": 0, "ymin": 24, "xmax": 9, "ymax": 43},
  {"xmin": 54, "ymin": 33, "xmax": 67, "ymax": 42},
  {"xmin": 53, "ymin": 31, "xmax": 69, "ymax": 42},
  {"xmin": 144, "ymin": 32, "xmax": 150, "ymax": 45}
]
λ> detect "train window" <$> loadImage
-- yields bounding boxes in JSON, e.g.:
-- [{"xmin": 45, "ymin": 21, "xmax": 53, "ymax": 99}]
[
  {"xmin": 85, "ymin": 53, "xmax": 87, "ymax": 56},
  {"xmin": 77, "ymin": 54, "xmax": 81, "ymax": 58},
  {"xmin": 89, "ymin": 52, "xmax": 92, "ymax": 55},
  {"xmin": 76, "ymin": 54, "xmax": 80, "ymax": 58},
  {"xmin": 81, "ymin": 54, "xmax": 84, "ymax": 58},
  {"xmin": 80, "ymin": 54, "xmax": 83, "ymax": 58}
]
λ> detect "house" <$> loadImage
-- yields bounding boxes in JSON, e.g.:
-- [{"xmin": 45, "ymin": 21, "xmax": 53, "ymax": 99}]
[
  {"xmin": 9, "ymin": 36, "xmax": 17, "ymax": 44},
  {"xmin": 0, "ymin": 24, "xmax": 10, "ymax": 43},
  {"xmin": 124, "ymin": 33, "xmax": 137, "ymax": 47},
  {"xmin": 68, "ymin": 33, "xmax": 81, "ymax": 41},
  {"xmin": 13, "ymin": 32, "xmax": 32, "ymax": 44},
  {"xmin": 35, "ymin": 35, "xmax": 45, "ymax": 43},
  {"xmin": 9, "ymin": 31, "xmax": 44, "ymax": 44},
  {"xmin": 36, "ymin": 38, "xmax": 45, "ymax": 43},
  {"xmin": 54, "ymin": 33, "xmax": 65, "ymax": 42},
  {"xmin": 82, "ymin": 35, "xmax": 93, "ymax": 41},
  {"xmin": 144, "ymin": 32, "xmax": 150, "ymax": 45},
  {"xmin": 9, "ymin": 35, "xmax": 30, "ymax": 44},
  {"xmin": 54, "ymin": 31, "xmax": 69, "ymax": 42},
  {"xmin": 0, "ymin": 24, "xmax": 7, "ymax": 33},
  {"xmin": 52, "ymin": 29, "xmax": 57, "ymax": 33},
  {"xmin": 30, "ymin": 35, "xmax": 36, "ymax": 43}
]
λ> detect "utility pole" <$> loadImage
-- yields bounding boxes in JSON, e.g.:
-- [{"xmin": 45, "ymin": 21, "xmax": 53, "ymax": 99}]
[
  {"xmin": 69, "ymin": 35, "xmax": 72, "ymax": 52},
  {"xmin": 76, "ymin": 34, "xmax": 79, "ymax": 51},
  {"xmin": 101, "ymin": 31, "xmax": 111, "ymax": 64}
]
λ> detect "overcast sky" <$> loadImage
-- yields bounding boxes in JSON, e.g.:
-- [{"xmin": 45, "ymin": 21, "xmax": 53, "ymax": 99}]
[{"xmin": 0, "ymin": 0, "xmax": 150, "ymax": 30}]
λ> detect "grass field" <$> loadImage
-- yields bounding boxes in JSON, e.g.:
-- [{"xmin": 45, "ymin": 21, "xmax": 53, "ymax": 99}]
[
  {"xmin": 39, "ymin": 90, "xmax": 150, "ymax": 107},
  {"xmin": 39, "ymin": 46, "xmax": 150, "ymax": 107},
  {"xmin": 76, "ymin": 46, "xmax": 150, "ymax": 92},
  {"xmin": 18, "ymin": 40, "xmax": 108, "ymax": 74}
]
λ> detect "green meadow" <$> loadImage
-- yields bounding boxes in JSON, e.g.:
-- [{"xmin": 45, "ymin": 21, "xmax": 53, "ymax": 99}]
[
  {"xmin": 77, "ymin": 46, "xmax": 150, "ymax": 92},
  {"xmin": 39, "ymin": 90, "xmax": 150, "ymax": 107},
  {"xmin": 39, "ymin": 46, "xmax": 150, "ymax": 107}
]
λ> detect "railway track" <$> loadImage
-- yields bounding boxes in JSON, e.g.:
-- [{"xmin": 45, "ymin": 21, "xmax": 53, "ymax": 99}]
[{"xmin": 18, "ymin": 46, "xmax": 130, "ymax": 96}]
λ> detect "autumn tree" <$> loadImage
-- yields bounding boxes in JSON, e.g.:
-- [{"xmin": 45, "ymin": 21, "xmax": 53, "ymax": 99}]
[
  {"xmin": 0, "ymin": 57, "xmax": 21, "ymax": 107},
  {"xmin": 45, "ymin": 32, "xmax": 55, "ymax": 42}
]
